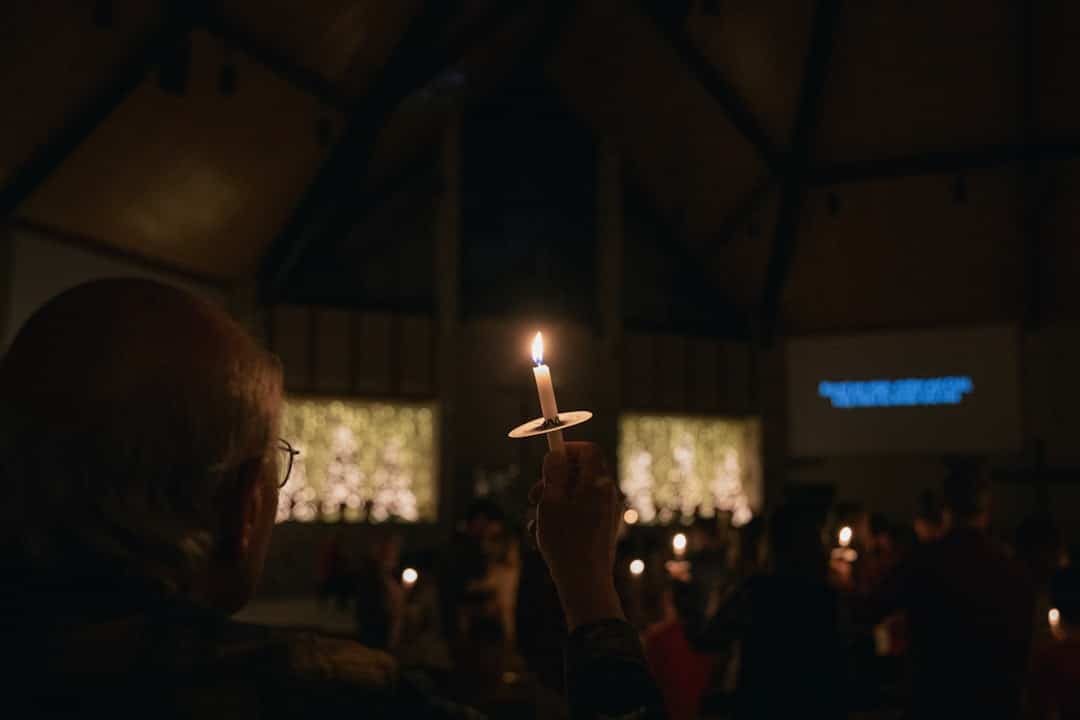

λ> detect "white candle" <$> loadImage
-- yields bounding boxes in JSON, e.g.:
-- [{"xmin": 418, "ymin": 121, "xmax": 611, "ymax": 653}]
[
  {"xmin": 672, "ymin": 532, "xmax": 688, "ymax": 558},
  {"xmin": 531, "ymin": 332, "xmax": 565, "ymax": 453}
]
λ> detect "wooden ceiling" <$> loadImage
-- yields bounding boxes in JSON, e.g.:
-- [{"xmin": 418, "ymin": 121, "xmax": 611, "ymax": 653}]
[{"xmin": 2, "ymin": 0, "xmax": 1078, "ymax": 332}]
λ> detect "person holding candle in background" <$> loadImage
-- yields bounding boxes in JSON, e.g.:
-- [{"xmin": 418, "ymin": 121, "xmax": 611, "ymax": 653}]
[
  {"xmin": 858, "ymin": 459, "xmax": 1034, "ymax": 720},
  {"xmin": 1029, "ymin": 567, "xmax": 1080, "ymax": 719}
]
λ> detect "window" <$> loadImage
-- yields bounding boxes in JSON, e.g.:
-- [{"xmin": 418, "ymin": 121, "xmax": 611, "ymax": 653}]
[
  {"xmin": 277, "ymin": 398, "xmax": 438, "ymax": 523},
  {"xmin": 618, "ymin": 414, "xmax": 761, "ymax": 526}
]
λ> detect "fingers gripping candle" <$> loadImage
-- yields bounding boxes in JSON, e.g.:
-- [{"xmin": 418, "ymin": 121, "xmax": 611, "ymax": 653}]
[{"xmin": 531, "ymin": 332, "xmax": 565, "ymax": 453}]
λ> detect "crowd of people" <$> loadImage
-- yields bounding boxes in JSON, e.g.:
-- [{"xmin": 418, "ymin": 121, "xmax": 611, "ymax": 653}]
[
  {"xmin": 319, "ymin": 473, "xmax": 1078, "ymax": 719},
  {"xmin": 3, "ymin": 278, "xmax": 1078, "ymax": 719}
]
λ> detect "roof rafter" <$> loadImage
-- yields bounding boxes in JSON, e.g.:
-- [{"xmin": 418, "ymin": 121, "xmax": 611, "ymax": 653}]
[
  {"xmin": 808, "ymin": 142, "xmax": 1080, "ymax": 185},
  {"xmin": 200, "ymin": 10, "xmax": 349, "ymax": 112},
  {"xmin": 636, "ymin": 0, "xmax": 781, "ymax": 171},
  {"xmin": 337, "ymin": 0, "xmax": 577, "ymax": 253},
  {"xmin": 760, "ymin": 0, "xmax": 840, "ymax": 344},
  {"xmin": 0, "ymin": 3, "xmax": 193, "ymax": 216},
  {"xmin": 259, "ymin": 0, "xmax": 530, "ymax": 299}
]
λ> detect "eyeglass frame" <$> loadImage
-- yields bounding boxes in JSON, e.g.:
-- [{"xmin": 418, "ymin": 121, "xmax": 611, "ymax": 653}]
[{"xmin": 277, "ymin": 438, "xmax": 300, "ymax": 488}]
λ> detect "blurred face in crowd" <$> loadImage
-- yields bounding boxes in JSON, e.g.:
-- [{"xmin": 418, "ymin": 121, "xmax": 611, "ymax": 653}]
[{"xmin": 914, "ymin": 515, "xmax": 946, "ymax": 543}]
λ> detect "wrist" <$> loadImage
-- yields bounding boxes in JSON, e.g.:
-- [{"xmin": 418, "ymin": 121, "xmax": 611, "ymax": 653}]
[{"xmin": 556, "ymin": 579, "xmax": 625, "ymax": 632}]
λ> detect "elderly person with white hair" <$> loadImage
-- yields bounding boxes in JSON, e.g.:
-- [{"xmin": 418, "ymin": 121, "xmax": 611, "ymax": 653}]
[{"xmin": 2, "ymin": 279, "xmax": 662, "ymax": 719}]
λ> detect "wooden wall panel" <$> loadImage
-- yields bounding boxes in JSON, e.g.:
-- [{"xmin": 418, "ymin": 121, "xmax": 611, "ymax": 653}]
[
  {"xmin": 272, "ymin": 305, "xmax": 310, "ymax": 391},
  {"xmin": 686, "ymin": 337, "xmax": 720, "ymax": 412},
  {"xmin": 655, "ymin": 335, "xmax": 686, "ymax": 410},
  {"xmin": 312, "ymin": 308, "xmax": 352, "ymax": 393},
  {"xmin": 722, "ymin": 341, "xmax": 754, "ymax": 413},
  {"xmin": 352, "ymin": 312, "xmax": 393, "ymax": 394},
  {"xmin": 399, "ymin": 314, "xmax": 433, "ymax": 395},
  {"xmin": 623, "ymin": 333, "xmax": 655, "ymax": 409}
]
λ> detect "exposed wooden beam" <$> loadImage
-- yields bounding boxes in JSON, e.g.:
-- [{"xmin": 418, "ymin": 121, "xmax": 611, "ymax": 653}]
[
  {"xmin": 713, "ymin": 175, "xmax": 774, "ymax": 245},
  {"xmin": 637, "ymin": 0, "xmax": 780, "ymax": 171},
  {"xmin": 808, "ymin": 142, "xmax": 1080, "ymax": 185},
  {"xmin": 0, "ymin": 223, "xmax": 13, "ymax": 346},
  {"xmin": 760, "ymin": 0, "xmax": 840, "ymax": 344},
  {"xmin": 8, "ymin": 217, "xmax": 225, "ymax": 289},
  {"xmin": 623, "ymin": 181, "xmax": 752, "ymax": 338},
  {"xmin": 259, "ymin": 1, "xmax": 527, "ymax": 300},
  {"xmin": 1019, "ymin": 0, "xmax": 1044, "ymax": 335},
  {"xmin": 0, "ymin": 6, "xmax": 191, "ymax": 216},
  {"xmin": 200, "ymin": 11, "xmax": 349, "ymax": 112}
]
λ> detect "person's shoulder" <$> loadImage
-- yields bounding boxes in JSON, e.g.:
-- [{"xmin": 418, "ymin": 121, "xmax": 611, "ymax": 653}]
[
  {"xmin": 225, "ymin": 622, "xmax": 482, "ymax": 718},
  {"xmin": 225, "ymin": 621, "xmax": 398, "ymax": 693}
]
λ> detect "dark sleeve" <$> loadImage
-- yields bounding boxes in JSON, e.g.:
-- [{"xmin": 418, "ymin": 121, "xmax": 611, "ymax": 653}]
[
  {"xmin": 565, "ymin": 619, "xmax": 666, "ymax": 719},
  {"xmin": 680, "ymin": 580, "xmax": 748, "ymax": 652},
  {"xmin": 857, "ymin": 551, "xmax": 918, "ymax": 626}
]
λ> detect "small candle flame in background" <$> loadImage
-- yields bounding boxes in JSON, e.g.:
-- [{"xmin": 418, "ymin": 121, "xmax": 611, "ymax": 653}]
[
  {"xmin": 629, "ymin": 558, "xmax": 645, "ymax": 576},
  {"xmin": 673, "ymin": 532, "xmax": 688, "ymax": 556},
  {"xmin": 623, "ymin": 508, "xmax": 639, "ymax": 525},
  {"xmin": 402, "ymin": 567, "xmax": 419, "ymax": 587},
  {"xmin": 1050, "ymin": 607, "xmax": 1063, "ymax": 638},
  {"xmin": 532, "ymin": 332, "xmax": 544, "ymax": 366},
  {"xmin": 839, "ymin": 526, "xmax": 853, "ymax": 548}
]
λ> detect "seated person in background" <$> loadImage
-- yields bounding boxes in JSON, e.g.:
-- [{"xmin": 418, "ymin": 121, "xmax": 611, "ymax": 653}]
[
  {"xmin": 1030, "ymin": 567, "xmax": 1080, "ymax": 720},
  {"xmin": 1, "ymin": 279, "xmax": 663, "ymax": 719},
  {"xmin": 1016, "ymin": 511, "xmax": 1066, "ymax": 651},
  {"xmin": 685, "ymin": 504, "xmax": 845, "ymax": 719},
  {"xmin": 863, "ymin": 459, "xmax": 1035, "ymax": 720}
]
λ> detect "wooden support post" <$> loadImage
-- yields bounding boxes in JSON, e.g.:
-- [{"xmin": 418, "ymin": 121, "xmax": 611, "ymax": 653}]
[
  {"xmin": 436, "ymin": 108, "xmax": 462, "ymax": 530},
  {"xmin": 596, "ymin": 138, "xmax": 624, "ymax": 460},
  {"xmin": 0, "ymin": 224, "xmax": 13, "ymax": 348}
]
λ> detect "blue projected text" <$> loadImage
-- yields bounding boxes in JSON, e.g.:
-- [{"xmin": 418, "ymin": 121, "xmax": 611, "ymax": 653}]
[{"xmin": 818, "ymin": 376, "xmax": 974, "ymax": 409}]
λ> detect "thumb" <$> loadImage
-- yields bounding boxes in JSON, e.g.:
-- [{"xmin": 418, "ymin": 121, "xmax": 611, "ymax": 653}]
[{"xmin": 543, "ymin": 449, "xmax": 570, "ymax": 502}]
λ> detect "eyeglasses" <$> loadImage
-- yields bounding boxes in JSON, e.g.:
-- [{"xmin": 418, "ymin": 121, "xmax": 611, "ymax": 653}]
[{"xmin": 277, "ymin": 438, "xmax": 300, "ymax": 488}]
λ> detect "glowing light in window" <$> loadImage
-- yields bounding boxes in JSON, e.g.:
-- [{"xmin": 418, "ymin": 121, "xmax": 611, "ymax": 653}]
[
  {"xmin": 618, "ymin": 414, "xmax": 760, "ymax": 527},
  {"xmin": 277, "ymin": 398, "xmax": 437, "ymax": 524},
  {"xmin": 818, "ymin": 376, "xmax": 973, "ymax": 408}
]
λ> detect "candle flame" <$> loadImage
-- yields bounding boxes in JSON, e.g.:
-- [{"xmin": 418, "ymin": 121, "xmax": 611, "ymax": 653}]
[
  {"xmin": 839, "ymin": 526, "xmax": 853, "ymax": 547},
  {"xmin": 532, "ymin": 332, "xmax": 544, "ymax": 366},
  {"xmin": 1050, "ymin": 608, "xmax": 1061, "ymax": 625},
  {"xmin": 402, "ymin": 567, "xmax": 419, "ymax": 585},
  {"xmin": 629, "ymin": 558, "xmax": 645, "ymax": 576},
  {"xmin": 673, "ymin": 533, "xmax": 688, "ymax": 552}
]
